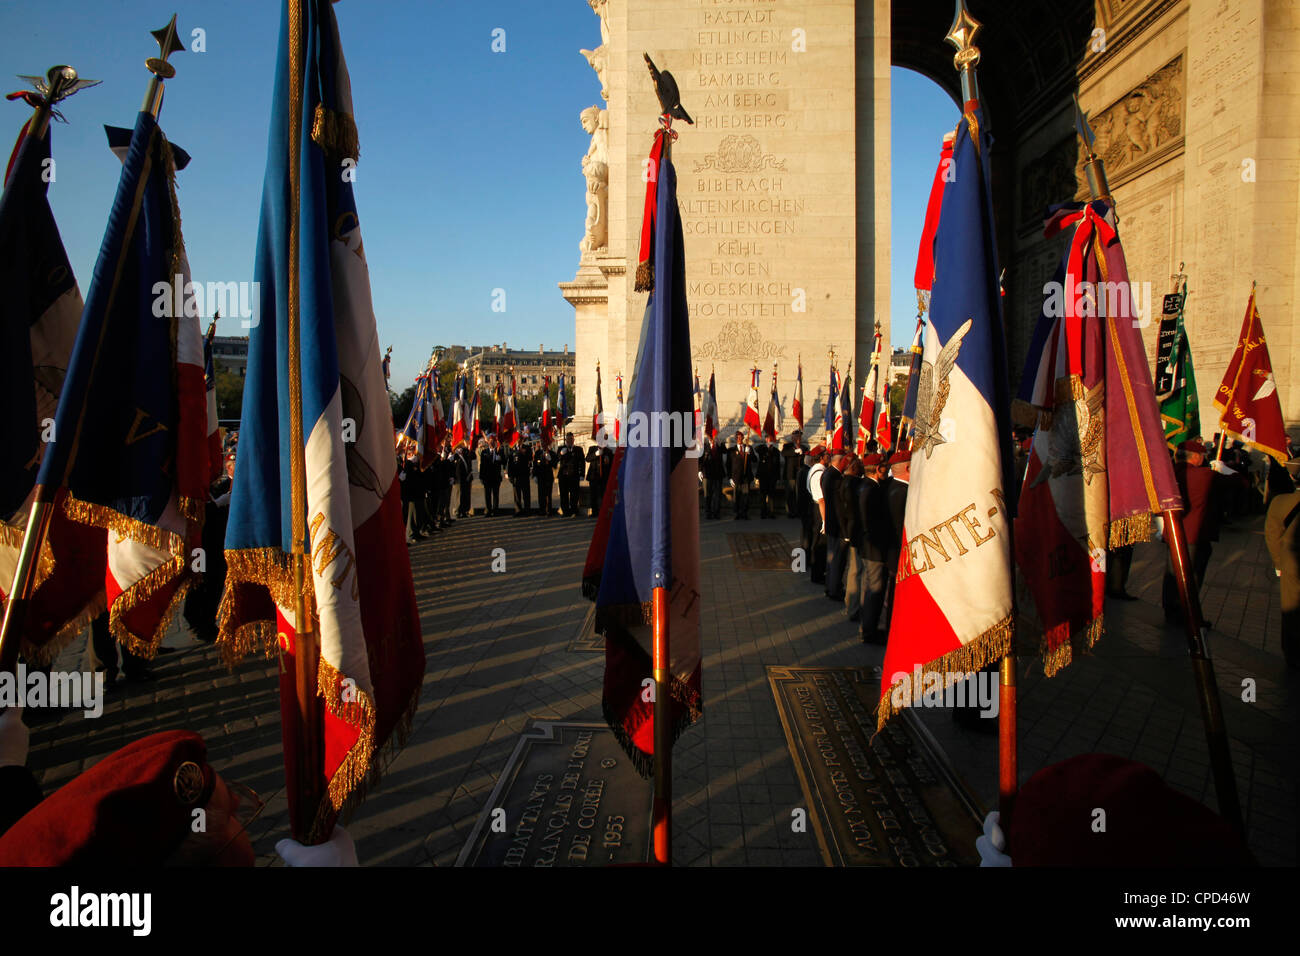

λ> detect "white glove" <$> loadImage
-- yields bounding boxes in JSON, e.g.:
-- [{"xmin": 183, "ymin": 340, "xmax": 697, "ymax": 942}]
[
  {"xmin": 1152, "ymin": 514, "xmax": 1165, "ymax": 542},
  {"xmin": 1209, "ymin": 459, "xmax": 1236, "ymax": 475},
  {"xmin": 276, "ymin": 825, "xmax": 359, "ymax": 867},
  {"xmin": 729, "ymin": 479, "xmax": 736, "ymax": 488},
  {"xmin": 0, "ymin": 706, "xmax": 29, "ymax": 769},
  {"xmin": 819, "ymin": 522, "xmax": 826, "ymax": 535},
  {"xmin": 976, "ymin": 811, "xmax": 1012, "ymax": 867}
]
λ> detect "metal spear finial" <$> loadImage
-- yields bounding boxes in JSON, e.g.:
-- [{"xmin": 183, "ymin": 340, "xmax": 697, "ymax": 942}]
[
  {"xmin": 1073, "ymin": 92, "xmax": 1112, "ymax": 204},
  {"xmin": 945, "ymin": 0, "xmax": 982, "ymax": 103},
  {"xmin": 142, "ymin": 14, "xmax": 183, "ymax": 117}
]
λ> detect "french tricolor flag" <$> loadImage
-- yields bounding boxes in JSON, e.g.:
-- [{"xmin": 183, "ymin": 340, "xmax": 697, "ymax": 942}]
[
  {"xmin": 879, "ymin": 101, "xmax": 1016, "ymax": 729},
  {"xmin": 220, "ymin": 0, "xmax": 424, "ymax": 840},
  {"xmin": 743, "ymin": 367, "xmax": 761, "ymax": 432}
]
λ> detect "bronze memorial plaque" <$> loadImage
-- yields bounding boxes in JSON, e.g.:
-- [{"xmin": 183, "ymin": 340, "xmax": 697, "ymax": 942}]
[
  {"xmin": 455, "ymin": 721, "xmax": 652, "ymax": 867},
  {"xmin": 768, "ymin": 666, "xmax": 983, "ymax": 867}
]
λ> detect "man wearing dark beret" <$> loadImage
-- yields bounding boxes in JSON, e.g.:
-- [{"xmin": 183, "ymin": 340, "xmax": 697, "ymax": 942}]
[{"xmin": 0, "ymin": 729, "xmax": 257, "ymax": 866}]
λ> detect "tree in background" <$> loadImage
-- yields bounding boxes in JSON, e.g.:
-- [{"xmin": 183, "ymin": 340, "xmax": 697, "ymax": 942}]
[{"xmin": 215, "ymin": 368, "xmax": 244, "ymax": 421}]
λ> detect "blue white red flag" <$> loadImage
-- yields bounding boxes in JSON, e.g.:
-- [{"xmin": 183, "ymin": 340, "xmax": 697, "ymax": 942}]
[
  {"xmin": 744, "ymin": 367, "xmax": 761, "ymax": 433},
  {"xmin": 763, "ymin": 366, "xmax": 781, "ymax": 441},
  {"xmin": 541, "ymin": 373, "xmax": 553, "ymax": 447},
  {"xmin": 501, "ymin": 371, "xmax": 518, "ymax": 446},
  {"xmin": 823, "ymin": 363, "xmax": 839, "ymax": 437},
  {"xmin": 0, "ymin": 117, "xmax": 104, "ymax": 663},
  {"xmin": 219, "ymin": 0, "xmax": 424, "ymax": 839},
  {"xmin": 27, "ymin": 111, "xmax": 210, "ymax": 660},
  {"xmin": 594, "ymin": 130, "xmax": 702, "ymax": 773},
  {"xmin": 879, "ymin": 103, "xmax": 1016, "ymax": 728},
  {"xmin": 397, "ymin": 372, "xmax": 428, "ymax": 462},
  {"xmin": 833, "ymin": 359, "xmax": 853, "ymax": 452},
  {"xmin": 423, "ymin": 364, "xmax": 446, "ymax": 458},
  {"xmin": 557, "ymin": 370, "xmax": 568, "ymax": 431}
]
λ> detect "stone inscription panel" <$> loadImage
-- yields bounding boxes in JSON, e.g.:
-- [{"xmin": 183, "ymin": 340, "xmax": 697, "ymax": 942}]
[
  {"xmin": 769, "ymin": 666, "xmax": 982, "ymax": 867},
  {"xmin": 456, "ymin": 721, "xmax": 652, "ymax": 867}
]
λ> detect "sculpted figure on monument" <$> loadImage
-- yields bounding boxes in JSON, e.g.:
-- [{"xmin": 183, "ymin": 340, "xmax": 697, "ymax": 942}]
[
  {"xmin": 580, "ymin": 105, "xmax": 609, "ymax": 255},
  {"xmin": 580, "ymin": 46, "xmax": 608, "ymax": 102}
]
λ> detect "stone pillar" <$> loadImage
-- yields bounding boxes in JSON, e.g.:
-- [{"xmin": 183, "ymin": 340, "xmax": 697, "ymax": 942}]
[
  {"xmin": 856, "ymin": 0, "xmax": 890, "ymax": 385},
  {"xmin": 564, "ymin": 0, "xmax": 859, "ymax": 442}
]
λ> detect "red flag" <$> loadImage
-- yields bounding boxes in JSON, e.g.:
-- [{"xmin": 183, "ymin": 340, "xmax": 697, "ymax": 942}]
[
  {"xmin": 1014, "ymin": 201, "xmax": 1182, "ymax": 675},
  {"xmin": 744, "ymin": 367, "xmax": 761, "ymax": 432},
  {"xmin": 706, "ymin": 368, "xmax": 718, "ymax": 439},
  {"xmin": 1214, "ymin": 288, "xmax": 1289, "ymax": 464},
  {"xmin": 914, "ymin": 132, "xmax": 955, "ymax": 297},
  {"xmin": 791, "ymin": 359, "xmax": 804, "ymax": 431}
]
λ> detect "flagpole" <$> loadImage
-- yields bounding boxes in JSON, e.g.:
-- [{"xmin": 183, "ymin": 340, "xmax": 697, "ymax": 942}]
[
  {"xmin": 1075, "ymin": 97, "xmax": 1244, "ymax": 833},
  {"xmin": 942, "ymin": 0, "xmax": 1019, "ymax": 820},
  {"xmin": 0, "ymin": 33, "xmax": 172, "ymax": 675},
  {"xmin": 651, "ymin": 114, "xmax": 675, "ymax": 867},
  {"xmin": 284, "ymin": 0, "xmax": 326, "ymax": 844}
]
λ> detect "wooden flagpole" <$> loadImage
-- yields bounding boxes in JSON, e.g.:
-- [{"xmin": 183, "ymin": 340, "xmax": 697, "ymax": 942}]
[
  {"xmin": 650, "ymin": 114, "xmax": 675, "ymax": 867},
  {"xmin": 284, "ymin": 0, "xmax": 326, "ymax": 845},
  {"xmin": 0, "ymin": 37, "xmax": 169, "ymax": 675},
  {"xmin": 1075, "ymin": 96, "xmax": 1244, "ymax": 833}
]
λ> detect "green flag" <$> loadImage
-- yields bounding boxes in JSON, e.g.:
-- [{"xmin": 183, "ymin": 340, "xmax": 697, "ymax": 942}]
[{"xmin": 1153, "ymin": 282, "xmax": 1200, "ymax": 448}]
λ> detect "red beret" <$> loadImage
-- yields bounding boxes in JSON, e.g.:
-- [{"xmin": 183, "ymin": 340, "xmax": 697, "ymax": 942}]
[
  {"xmin": 887, "ymin": 450, "xmax": 912, "ymax": 466},
  {"xmin": 0, "ymin": 731, "xmax": 215, "ymax": 866},
  {"xmin": 1179, "ymin": 437, "xmax": 1206, "ymax": 454},
  {"xmin": 1006, "ymin": 754, "xmax": 1254, "ymax": 867},
  {"xmin": 809, "ymin": 444, "xmax": 826, "ymax": 456},
  {"xmin": 863, "ymin": 454, "xmax": 883, "ymax": 466}
]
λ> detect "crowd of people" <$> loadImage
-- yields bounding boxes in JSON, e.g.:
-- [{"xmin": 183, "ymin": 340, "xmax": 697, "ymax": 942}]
[{"xmin": 397, "ymin": 429, "xmax": 617, "ymax": 540}]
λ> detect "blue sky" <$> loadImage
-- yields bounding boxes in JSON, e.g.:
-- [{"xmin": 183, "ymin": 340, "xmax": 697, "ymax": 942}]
[{"xmin": 2, "ymin": 2, "xmax": 957, "ymax": 386}]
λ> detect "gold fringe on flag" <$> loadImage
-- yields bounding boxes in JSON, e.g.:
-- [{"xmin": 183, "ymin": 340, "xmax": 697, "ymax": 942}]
[
  {"xmin": 1039, "ymin": 614, "xmax": 1105, "ymax": 678},
  {"xmin": 0, "ymin": 519, "xmax": 55, "ymax": 594},
  {"xmin": 1107, "ymin": 511, "xmax": 1153, "ymax": 549},
  {"xmin": 60, "ymin": 493, "xmax": 194, "ymax": 659},
  {"xmin": 215, "ymin": 546, "xmax": 314, "ymax": 665},
  {"xmin": 874, "ymin": 614, "xmax": 1014, "ymax": 730},
  {"xmin": 634, "ymin": 259, "xmax": 654, "ymax": 293},
  {"xmin": 311, "ymin": 103, "xmax": 360, "ymax": 161}
]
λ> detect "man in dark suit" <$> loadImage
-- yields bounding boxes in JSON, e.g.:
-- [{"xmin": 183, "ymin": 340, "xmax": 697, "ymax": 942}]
[
  {"xmin": 836, "ymin": 455, "xmax": 865, "ymax": 619},
  {"xmin": 1163, "ymin": 438, "xmax": 1223, "ymax": 625},
  {"xmin": 436, "ymin": 441, "xmax": 455, "ymax": 527},
  {"xmin": 508, "ymin": 440, "xmax": 533, "ymax": 516},
  {"xmin": 860, "ymin": 454, "xmax": 890, "ymax": 643},
  {"xmin": 882, "ymin": 450, "xmax": 910, "ymax": 632},
  {"xmin": 533, "ymin": 442, "xmax": 557, "ymax": 515},
  {"xmin": 586, "ymin": 443, "xmax": 614, "ymax": 516},
  {"xmin": 1265, "ymin": 456, "xmax": 1300, "ymax": 667},
  {"xmin": 728, "ymin": 432, "xmax": 757, "ymax": 520},
  {"xmin": 699, "ymin": 433, "xmax": 725, "ymax": 519},
  {"xmin": 454, "ymin": 443, "xmax": 474, "ymax": 516},
  {"xmin": 782, "ymin": 429, "xmax": 807, "ymax": 516},
  {"xmin": 757, "ymin": 439, "xmax": 783, "ymax": 518},
  {"xmin": 479, "ymin": 436, "xmax": 505, "ymax": 516},
  {"xmin": 821, "ymin": 451, "xmax": 847, "ymax": 599},
  {"xmin": 557, "ymin": 432, "xmax": 584, "ymax": 516}
]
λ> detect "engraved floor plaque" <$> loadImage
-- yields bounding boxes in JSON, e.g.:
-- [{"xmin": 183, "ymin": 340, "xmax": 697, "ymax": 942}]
[
  {"xmin": 768, "ymin": 666, "xmax": 983, "ymax": 867},
  {"xmin": 567, "ymin": 604, "xmax": 604, "ymax": 653},
  {"xmin": 456, "ymin": 721, "xmax": 652, "ymax": 867},
  {"xmin": 726, "ymin": 532, "xmax": 792, "ymax": 570}
]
